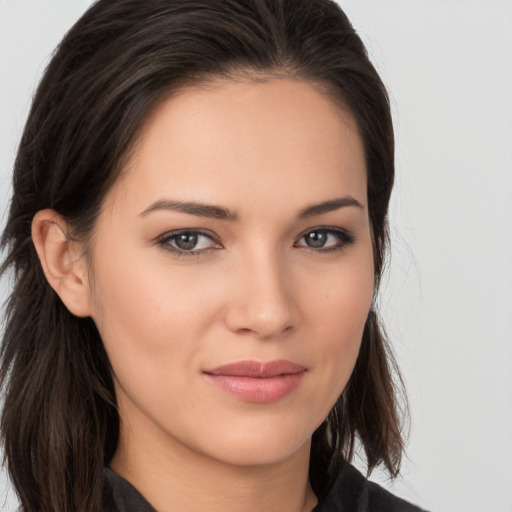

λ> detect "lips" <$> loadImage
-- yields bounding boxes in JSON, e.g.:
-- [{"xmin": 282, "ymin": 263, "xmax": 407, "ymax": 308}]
[{"xmin": 203, "ymin": 360, "xmax": 306, "ymax": 403}]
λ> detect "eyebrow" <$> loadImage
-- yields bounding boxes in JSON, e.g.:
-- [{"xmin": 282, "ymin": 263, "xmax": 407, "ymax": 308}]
[
  {"xmin": 140, "ymin": 200, "xmax": 238, "ymax": 220},
  {"xmin": 139, "ymin": 196, "xmax": 363, "ymax": 220},
  {"xmin": 298, "ymin": 196, "xmax": 364, "ymax": 218}
]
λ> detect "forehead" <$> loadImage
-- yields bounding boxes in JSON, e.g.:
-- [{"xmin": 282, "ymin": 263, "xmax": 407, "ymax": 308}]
[{"xmin": 108, "ymin": 78, "xmax": 367, "ymax": 215}]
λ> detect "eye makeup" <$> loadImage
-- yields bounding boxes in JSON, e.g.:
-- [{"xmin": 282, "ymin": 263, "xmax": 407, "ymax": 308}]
[
  {"xmin": 157, "ymin": 229, "xmax": 222, "ymax": 257},
  {"xmin": 155, "ymin": 225, "xmax": 356, "ymax": 258},
  {"xmin": 295, "ymin": 227, "xmax": 356, "ymax": 253}
]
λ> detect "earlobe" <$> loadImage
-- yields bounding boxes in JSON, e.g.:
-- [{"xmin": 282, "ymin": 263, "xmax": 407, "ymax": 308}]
[{"xmin": 31, "ymin": 209, "xmax": 92, "ymax": 318}]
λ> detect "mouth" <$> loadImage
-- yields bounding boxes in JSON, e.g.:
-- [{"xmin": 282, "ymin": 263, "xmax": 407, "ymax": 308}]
[{"xmin": 203, "ymin": 360, "xmax": 307, "ymax": 403}]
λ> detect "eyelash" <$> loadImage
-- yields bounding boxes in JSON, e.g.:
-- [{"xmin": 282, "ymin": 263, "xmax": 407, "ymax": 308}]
[
  {"xmin": 157, "ymin": 229, "xmax": 221, "ymax": 257},
  {"xmin": 156, "ymin": 227, "xmax": 356, "ymax": 257},
  {"xmin": 294, "ymin": 227, "xmax": 356, "ymax": 253}
]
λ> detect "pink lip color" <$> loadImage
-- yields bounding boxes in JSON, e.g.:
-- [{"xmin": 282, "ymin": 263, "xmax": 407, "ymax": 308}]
[{"xmin": 203, "ymin": 360, "xmax": 306, "ymax": 403}]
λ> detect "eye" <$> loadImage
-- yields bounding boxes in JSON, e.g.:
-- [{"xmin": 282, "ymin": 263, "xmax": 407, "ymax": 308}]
[
  {"xmin": 157, "ymin": 230, "xmax": 221, "ymax": 255},
  {"xmin": 295, "ymin": 227, "xmax": 355, "ymax": 252}
]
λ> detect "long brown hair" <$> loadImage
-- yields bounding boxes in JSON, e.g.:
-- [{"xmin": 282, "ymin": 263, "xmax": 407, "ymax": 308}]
[{"xmin": 0, "ymin": 1, "xmax": 406, "ymax": 510}]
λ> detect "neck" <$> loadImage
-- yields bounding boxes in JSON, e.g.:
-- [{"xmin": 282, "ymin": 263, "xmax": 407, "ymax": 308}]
[{"xmin": 110, "ymin": 415, "xmax": 318, "ymax": 512}]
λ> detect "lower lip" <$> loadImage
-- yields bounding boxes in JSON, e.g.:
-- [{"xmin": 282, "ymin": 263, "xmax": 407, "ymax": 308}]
[{"xmin": 204, "ymin": 372, "xmax": 305, "ymax": 403}]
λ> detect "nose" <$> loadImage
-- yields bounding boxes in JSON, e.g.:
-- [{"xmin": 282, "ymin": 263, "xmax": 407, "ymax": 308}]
[{"xmin": 223, "ymin": 249, "xmax": 299, "ymax": 340}]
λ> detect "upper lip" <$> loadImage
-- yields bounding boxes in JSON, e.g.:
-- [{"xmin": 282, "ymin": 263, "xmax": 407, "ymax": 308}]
[{"xmin": 204, "ymin": 360, "xmax": 307, "ymax": 378}]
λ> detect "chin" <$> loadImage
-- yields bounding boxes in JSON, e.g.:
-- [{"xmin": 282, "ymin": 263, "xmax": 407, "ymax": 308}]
[{"xmin": 189, "ymin": 419, "xmax": 315, "ymax": 468}]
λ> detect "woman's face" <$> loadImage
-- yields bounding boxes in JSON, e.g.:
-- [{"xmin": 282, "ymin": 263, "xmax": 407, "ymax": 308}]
[{"xmin": 87, "ymin": 78, "xmax": 374, "ymax": 468}]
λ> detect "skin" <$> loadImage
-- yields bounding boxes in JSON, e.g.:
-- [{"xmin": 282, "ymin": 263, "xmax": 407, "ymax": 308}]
[{"xmin": 33, "ymin": 77, "xmax": 374, "ymax": 512}]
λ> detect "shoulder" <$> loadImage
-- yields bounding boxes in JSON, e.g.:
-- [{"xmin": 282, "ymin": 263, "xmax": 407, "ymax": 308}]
[{"xmin": 315, "ymin": 463, "xmax": 428, "ymax": 512}]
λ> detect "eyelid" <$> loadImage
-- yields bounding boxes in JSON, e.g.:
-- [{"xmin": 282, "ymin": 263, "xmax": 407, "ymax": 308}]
[
  {"xmin": 294, "ymin": 226, "xmax": 356, "ymax": 251},
  {"xmin": 155, "ymin": 226, "xmax": 355, "ymax": 257},
  {"xmin": 156, "ymin": 229, "xmax": 222, "ymax": 256}
]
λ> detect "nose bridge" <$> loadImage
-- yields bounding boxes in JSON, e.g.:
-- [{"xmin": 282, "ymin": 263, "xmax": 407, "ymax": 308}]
[{"xmin": 225, "ymin": 244, "xmax": 297, "ymax": 338}]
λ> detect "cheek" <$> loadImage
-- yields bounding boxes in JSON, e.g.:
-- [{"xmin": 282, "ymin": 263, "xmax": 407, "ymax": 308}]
[
  {"xmin": 301, "ymin": 256, "xmax": 374, "ymax": 398},
  {"xmin": 305, "ymin": 256, "xmax": 374, "ymax": 337},
  {"xmin": 88, "ymin": 245, "xmax": 233, "ymax": 397},
  {"xmin": 91, "ymin": 241, "xmax": 213, "ymax": 336},
  {"xmin": 88, "ymin": 258, "xmax": 208, "ymax": 426}
]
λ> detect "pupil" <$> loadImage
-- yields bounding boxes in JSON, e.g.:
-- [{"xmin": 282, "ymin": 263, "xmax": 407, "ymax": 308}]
[
  {"xmin": 176, "ymin": 233, "xmax": 198, "ymax": 250},
  {"xmin": 306, "ymin": 231, "xmax": 326, "ymax": 248}
]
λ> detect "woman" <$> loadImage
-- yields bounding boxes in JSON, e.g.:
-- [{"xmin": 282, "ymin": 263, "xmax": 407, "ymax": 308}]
[{"xmin": 0, "ymin": 0, "xmax": 425, "ymax": 511}]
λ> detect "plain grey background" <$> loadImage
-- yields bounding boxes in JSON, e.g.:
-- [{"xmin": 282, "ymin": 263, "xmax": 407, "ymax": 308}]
[{"xmin": 1, "ymin": 1, "xmax": 511, "ymax": 511}]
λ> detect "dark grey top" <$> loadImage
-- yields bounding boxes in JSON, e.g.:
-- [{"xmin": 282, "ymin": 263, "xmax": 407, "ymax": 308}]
[{"xmin": 102, "ymin": 463, "xmax": 427, "ymax": 512}]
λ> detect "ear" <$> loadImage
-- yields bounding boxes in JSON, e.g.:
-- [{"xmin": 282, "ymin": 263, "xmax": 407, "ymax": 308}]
[{"xmin": 31, "ymin": 209, "xmax": 92, "ymax": 317}]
